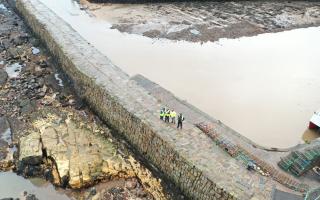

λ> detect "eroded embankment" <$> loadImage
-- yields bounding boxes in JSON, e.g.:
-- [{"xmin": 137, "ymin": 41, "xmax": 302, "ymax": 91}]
[{"xmin": 15, "ymin": 0, "xmax": 317, "ymax": 199}]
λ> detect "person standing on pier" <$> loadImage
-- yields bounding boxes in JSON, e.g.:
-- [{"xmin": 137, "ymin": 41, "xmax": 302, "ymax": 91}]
[
  {"xmin": 160, "ymin": 108, "xmax": 165, "ymax": 120},
  {"xmin": 165, "ymin": 109, "xmax": 171, "ymax": 123},
  {"xmin": 171, "ymin": 109, "xmax": 176, "ymax": 124},
  {"xmin": 177, "ymin": 113, "xmax": 185, "ymax": 129}
]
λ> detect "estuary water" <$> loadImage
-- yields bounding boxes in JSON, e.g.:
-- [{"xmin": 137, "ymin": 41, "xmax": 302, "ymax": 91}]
[{"xmin": 38, "ymin": 0, "xmax": 320, "ymax": 148}]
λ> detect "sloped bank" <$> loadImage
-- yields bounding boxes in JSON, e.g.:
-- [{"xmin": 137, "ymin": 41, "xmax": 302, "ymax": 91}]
[{"xmin": 15, "ymin": 0, "xmax": 288, "ymax": 199}]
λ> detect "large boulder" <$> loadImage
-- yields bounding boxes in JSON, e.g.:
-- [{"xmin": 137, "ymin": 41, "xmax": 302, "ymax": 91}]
[
  {"xmin": 19, "ymin": 131, "xmax": 42, "ymax": 165},
  {"xmin": 19, "ymin": 113, "xmax": 134, "ymax": 188},
  {"xmin": 18, "ymin": 112, "xmax": 166, "ymax": 199}
]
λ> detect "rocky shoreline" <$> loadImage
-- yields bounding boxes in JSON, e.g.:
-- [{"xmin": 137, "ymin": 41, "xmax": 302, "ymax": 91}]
[
  {"xmin": 81, "ymin": 0, "xmax": 320, "ymax": 43},
  {"xmin": 0, "ymin": 1, "xmax": 184, "ymax": 199}
]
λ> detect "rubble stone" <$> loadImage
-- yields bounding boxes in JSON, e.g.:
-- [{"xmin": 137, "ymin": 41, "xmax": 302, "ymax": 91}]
[
  {"xmin": 0, "ymin": 70, "xmax": 8, "ymax": 86},
  {"xmin": 0, "ymin": 1, "xmax": 169, "ymax": 198}
]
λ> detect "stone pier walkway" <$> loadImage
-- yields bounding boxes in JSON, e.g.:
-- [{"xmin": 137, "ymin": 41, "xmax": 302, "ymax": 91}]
[{"xmin": 131, "ymin": 74, "xmax": 320, "ymax": 194}]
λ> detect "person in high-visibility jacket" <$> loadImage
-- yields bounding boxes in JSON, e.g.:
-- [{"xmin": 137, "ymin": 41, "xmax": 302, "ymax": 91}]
[
  {"xmin": 165, "ymin": 109, "xmax": 171, "ymax": 123},
  {"xmin": 170, "ymin": 110, "xmax": 177, "ymax": 124},
  {"xmin": 160, "ymin": 108, "xmax": 165, "ymax": 120}
]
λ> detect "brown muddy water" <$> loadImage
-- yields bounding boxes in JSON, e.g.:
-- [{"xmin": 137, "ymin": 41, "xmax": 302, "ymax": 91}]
[{"xmin": 38, "ymin": 0, "xmax": 320, "ymax": 148}]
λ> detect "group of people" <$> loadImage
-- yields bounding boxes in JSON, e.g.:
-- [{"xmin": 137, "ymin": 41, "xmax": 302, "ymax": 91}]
[{"xmin": 160, "ymin": 107, "xmax": 185, "ymax": 129}]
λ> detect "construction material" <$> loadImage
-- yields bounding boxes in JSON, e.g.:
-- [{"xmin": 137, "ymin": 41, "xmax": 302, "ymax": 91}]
[
  {"xmin": 278, "ymin": 147, "xmax": 320, "ymax": 177},
  {"xmin": 197, "ymin": 122, "xmax": 310, "ymax": 193}
]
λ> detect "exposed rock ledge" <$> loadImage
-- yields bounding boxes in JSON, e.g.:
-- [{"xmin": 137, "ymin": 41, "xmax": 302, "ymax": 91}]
[{"xmin": 17, "ymin": 111, "xmax": 166, "ymax": 199}]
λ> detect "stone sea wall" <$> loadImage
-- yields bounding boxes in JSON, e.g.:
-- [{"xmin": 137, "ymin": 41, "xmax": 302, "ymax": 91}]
[{"xmin": 16, "ymin": 0, "xmax": 278, "ymax": 199}]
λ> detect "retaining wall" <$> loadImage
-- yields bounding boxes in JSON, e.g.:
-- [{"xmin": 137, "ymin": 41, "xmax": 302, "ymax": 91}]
[{"xmin": 16, "ymin": 0, "xmax": 281, "ymax": 199}]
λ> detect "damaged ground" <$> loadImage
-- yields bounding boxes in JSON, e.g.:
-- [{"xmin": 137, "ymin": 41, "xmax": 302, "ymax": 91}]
[
  {"xmin": 81, "ymin": 0, "xmax": 320, "ymax": 42},
  {"xmin": 0, "ymin": 1, "xmax": 184, "ymax": 199}
]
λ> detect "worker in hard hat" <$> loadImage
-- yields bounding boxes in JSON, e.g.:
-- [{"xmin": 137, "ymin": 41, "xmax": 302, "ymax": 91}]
[
  {"xmin": 171, "ymin": 109, "xmax": 177, "ymax": 124},
  {"xmin": 165, "ymin": 109, "xmax": 171, "ymax": 123},
  {"xmin": 177, "ymin": 113, "xmax": 185, "ymax": 129},
  {"xmin": 160, "ymin": 108, "xmax": 165, "ymax": 120}
]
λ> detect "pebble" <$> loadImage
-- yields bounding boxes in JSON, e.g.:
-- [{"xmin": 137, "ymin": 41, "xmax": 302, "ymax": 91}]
[
  {"xmin": 0, "ymin": 4, "xmax": 8, "ymax": 11},
  {"xmin": 37, "ymin": 91, "xmax": 46, "ymax": 98},
  {"xmin": 89, "ymin": 187, "xmax": 97, "ymax": 196},
  {"xmin": 0, "ymin": 116, "xmax": 11, "ymax": 141},
  {"xmin": 19, "ymin": 99, "xmax": 36, "ymax": 114},
  {"xmin": 5, "ymin": 63, "xmax": 22, "ymax": 78},
  {"xmin": 137, "ymin": 188, "xmax": 148, "ymax": 197},
  {"xmin": 31, "ymin": 47, "xmax": 40, "ymax": 55},
  {"xmin": 125, "ymin": 178, "xmax": 138, "ymax": 190},
  {"xmin": 11, "ymin": 36, "xmax": 24, "ymax": 46},
  {"xmin": 25, "ymin": 194, "xmax": 39, "ymax": 200},
  {"xmin": 0, "ymin": 69, "xmax": 8, "ymax": 86},
  {"xmin": 190, "ymin": 29, "xmax": 200, "ymax": 35},
  {"xmin": 29, "ymin": 38, "xmax": 40, "ymax": 47}
]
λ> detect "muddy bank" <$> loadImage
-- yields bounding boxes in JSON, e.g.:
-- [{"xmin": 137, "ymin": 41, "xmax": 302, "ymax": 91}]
[
  {"xmin": 82, "ymin": 1, "xmax": 320, "ymax": 42},
  {"xmin": 0, "ymin": 1, "xmax": 183, "ymax": 199}
]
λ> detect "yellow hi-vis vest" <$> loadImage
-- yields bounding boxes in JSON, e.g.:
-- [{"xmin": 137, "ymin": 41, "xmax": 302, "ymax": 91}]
[
  {"xmin": 160, "ymin": 110, "xmax": 165, "ymax": 117},
  {"xmin": 171, "ymin": 111, "xmax": 176, "ymax": 118},
  {"xmin": 166, "ymin": 111, "xmax": 170, "ymax": 117}
]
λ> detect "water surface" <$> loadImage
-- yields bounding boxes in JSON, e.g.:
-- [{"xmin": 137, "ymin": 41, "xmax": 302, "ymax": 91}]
[
  {"xmin": 38, "ymin": 0, "xmax": 320, "ymax": 148},
  {"xmin": 5, "ymin": 63, "xmax": 23, "ymax": 78},
  {"xmin": 0, "ymin": 172, "xmax": 70, "ymax": 199}
]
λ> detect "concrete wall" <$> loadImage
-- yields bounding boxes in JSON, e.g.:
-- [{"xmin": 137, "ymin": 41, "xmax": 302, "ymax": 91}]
[{"xmin": 16, "ymin": 0, "xmax": 281, "ymax": 199}]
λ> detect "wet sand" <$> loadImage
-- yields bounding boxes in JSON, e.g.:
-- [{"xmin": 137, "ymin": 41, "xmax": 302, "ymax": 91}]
[
  {"xmin": 38, "ymin": 0, "xmax": 320, "ymax": 148},
  {"xmin": 81, "ymin": 0, "xmax": 320, "ymax": 43}
]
